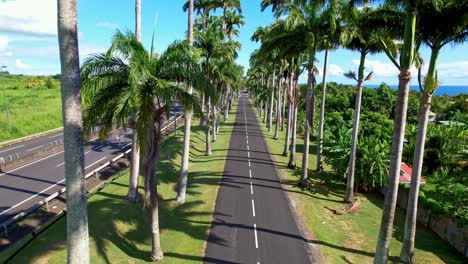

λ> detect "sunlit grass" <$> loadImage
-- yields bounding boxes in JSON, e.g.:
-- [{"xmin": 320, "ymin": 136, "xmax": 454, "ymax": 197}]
[{"xmin": 0, "ymin": 76, "xmax": 62, "ymax": 142}]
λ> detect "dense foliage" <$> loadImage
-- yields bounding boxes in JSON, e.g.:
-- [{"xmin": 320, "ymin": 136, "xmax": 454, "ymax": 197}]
[{"xmin": 298, "ymin": 82, "xmax": 468, "ymax": 224}]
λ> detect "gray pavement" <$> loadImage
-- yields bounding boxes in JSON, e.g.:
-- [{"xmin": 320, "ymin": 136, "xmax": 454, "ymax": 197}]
[{"xmin": 204, "ymin": 95, "xmax": 312, "ymax": 264}]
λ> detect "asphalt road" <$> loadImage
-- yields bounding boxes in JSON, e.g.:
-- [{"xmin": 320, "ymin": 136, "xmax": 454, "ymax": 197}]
[
  {"xmin": 0, "ymin": 106, "xmax": 181, "ymax": 224},
  {"xmin": 204, "ymin": 95, "xmax": 312, "ymax": 264},
  {"xmin": 0, "ymin": 131, "xmax": 64, "ymax": 162}
]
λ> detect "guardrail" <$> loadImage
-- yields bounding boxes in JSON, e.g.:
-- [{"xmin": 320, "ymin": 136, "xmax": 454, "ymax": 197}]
[{"xmin": 1, "ymin": 113, "xmax": 183, "ymax": 237}]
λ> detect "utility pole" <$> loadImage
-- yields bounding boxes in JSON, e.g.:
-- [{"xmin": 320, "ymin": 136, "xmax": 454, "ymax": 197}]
[{"xmin": 1, "ymin": 66, "xmax": 9, "ymax": 130}]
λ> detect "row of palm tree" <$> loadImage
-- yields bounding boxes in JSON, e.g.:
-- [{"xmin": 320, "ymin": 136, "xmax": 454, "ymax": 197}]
[
  {"xmin": 57, "ymin": 0, "xmax": 244, "ymax": 262},
  {"xmin": 247, "ymin": 0, "xmax": 466, "ymax": 263}
]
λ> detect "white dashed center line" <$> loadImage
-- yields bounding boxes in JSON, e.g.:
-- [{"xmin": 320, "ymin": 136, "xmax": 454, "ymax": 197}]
[
  {"xmin": 254, "ymin": 223, "xmax": 259, "ymax": 249},
  {"xmin": 243, "ymin": 97, "xmax": 260, "ymax": 257},
  {"xmin": 251, "ymin": 199, "xmax": 256, "ymax": 217}
]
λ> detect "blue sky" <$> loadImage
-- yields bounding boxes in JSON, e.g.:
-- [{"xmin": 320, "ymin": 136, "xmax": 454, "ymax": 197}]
[{"xmin": 0, "ymin": 0, "xmax": 467, "ymax": 86}]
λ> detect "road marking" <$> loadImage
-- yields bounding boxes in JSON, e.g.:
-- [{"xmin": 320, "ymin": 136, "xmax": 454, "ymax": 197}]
[
  {"xmin": 121, "ymin": 142, "xmax": 132, "ymax": 149},
  {"xmin": 248, "ymin": 160, "xmax": 251, "ymax": 167},
  {"xmin": 0, "ymin": 178, "xmax": 65, "ymax": 216},
  {"xmin": 0, "ymin": 144, "xmax": 25, "ymax": 154},
  {"xmin": 85, "ymin": 150, "xmax": 91, "ymax": 155},
  {"xmin": 250, "ymin": 181, "xmax": 253, "ymax": 194},
  {"xmin": 251, "ymin": 199, "xmax": 256, "ymax": 217},
  {"xmin": 254, "ymin": 223, "xmax": 259, "ymax": 249},
  {"xmin": 249, "ymin": 169, "xmax": 252, "ymax": 178},
  {"xmin": 0, "ymin": 151, "xmax": 64, "ymax": 178},
  {"xmin": 247, "ymin": 145, "xmax": 249, "ymax": 151},
  {"xmin": 247, "ymin": 152, "xmax": 250, "ymax": 158},
  {"xmin": 94, "ymin": 143, "xmax": 107, "ymax": 150},
  {"xmin": 85, "ymin": 157, "xmax": 106, "ymax": 170},
  {"xmin": 247, "ymin": 140, "xmax": 249, "ymax": 145},
  {"xmin": 26, "ymin": 145, "xmax": 43, "ymax": 152},
  {"xmin": 49, "ymin": 134, "xmax": 61, "ymax": 139},
  {"xmin": 56, "ymin": 162, "xmax": 64, "ymax": 167}
]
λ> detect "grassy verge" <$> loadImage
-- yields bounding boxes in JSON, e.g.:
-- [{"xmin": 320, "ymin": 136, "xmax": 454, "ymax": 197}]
[
  {"xmin": 4, "ymin": 102, "xmax": 237, "ymax": 263},
  {"xmin": 0, "ymin": 82, "xmax": 62, "ymax": 142},
  {"xmin": 252, "ymin": 103, "xmax": 464, "ymax": 264}
]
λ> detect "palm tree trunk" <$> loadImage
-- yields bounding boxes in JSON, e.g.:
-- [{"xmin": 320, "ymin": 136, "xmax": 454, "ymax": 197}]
[
  {"xmin": 345, "ymin": 79, "xmax": 363, "ymax": 202},
  {"xmin": 199, "ymin": 92, "xmax": 205, "ymax": 127},
  {"xmin": 283, "ymin": 102, "xmax": 292, "ymax": 157},
  {"xmin": 224, "ymin": 88, "xmax": 229, "ymax": 121},
  {"xmin": 345, "ymin": 51, "xmax": 366, "ymax": 203},
  {"xmin": 400, "ymin": 46, "xmax": 439, "ymax": 264},
  {"xmin": 205, "ymin": 97, "xmax": 212, "ymax": 155},
  {"xmin": 128, "ymin": 130, "xmax": 140, "ymax": 202},
  {"xmin": 288, "ymin": 82, "xmax": 298, "ymax": 168},
  {"xmin": 268, "ymin": 73, "xmax": 275, "ymax": 133},
  {"xmin": 310, "ymin": 91, "xmax": 315, "ymax": 137},
  {"xmin": 263, "ymin": 101, "xmax": 268, "ymax": 123},
  {"xmin": 300, "ymin": 69, "xmax": 314, "ymax": 186},
  {"xmin": 57, "ymin": 1, "xmax": 90, "ymax": 263},
  {"xmin": 212, "ymin": 104, "xmax": 217, "ymax": 141},
  {"xmin": 317, "ymin": 49, "xmax": 329, "ymax": 172},
  {"xmin": 143, "ymin": 117, "xmax": 164, "ymax": 261},
  {"xmin": 128, "ymin": 0, "xmax": 142, "ymax": 203},
  {"xmin": 274, "ymin": 77, "xmax": 281, "ymax": 140},
  {"xmin": 400, "ymin": 91, "xmax": 432, "ymax": 264},
  {"xmin": 283, "ymin": 74, "xmax": 293, "ymax": 156},
  {"xmin": 281, "ymin": 82, "xmax": 286, "ymax": 131},
  {"xmin": 374, "ymin": 9, "xmax": 416, "ymax": 264},
  {"xmin": 135, "ymin": 0, "xmax": 141, "ymax": 42},
  {"xmin": 176, "ymin": 0, "xmax": 194, "ymax": 205}
]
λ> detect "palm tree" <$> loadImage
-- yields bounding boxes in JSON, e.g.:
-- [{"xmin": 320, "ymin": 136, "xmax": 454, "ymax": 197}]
[
  {"xmin": 82, "ymin": 31, "xmax": 199, "ymax": 261},
  {"xmin": 176, "ymin": 0, "xmax": 195, "ymax": 205},
  {"xmin": 315, "ymin": 1, "xmax": 342, "ymax": 173},
  {"xmin": 374, "ymin": 1, "xmax": 419, "ymax": 263},
  {"xmin": 57, "ymin": 0, "xmax": 90, "ymax": 262},
  {"xmin": 184, "ymin": 0, "xmax": 218, "ymax": 127},
  {"xmin": 222, "ymin": 9, "xmax": 245, "ymax": 121},
  {"xmin": 400, "ymin": 1, "xmax": 467, "ymax": 262},
  {"xmin": 340, "ymin": 6, "xmax": 383, "ymax": 202},
  {"xmin": 195, "ymin": 21, "xmax": 235, "ymax": 155}
]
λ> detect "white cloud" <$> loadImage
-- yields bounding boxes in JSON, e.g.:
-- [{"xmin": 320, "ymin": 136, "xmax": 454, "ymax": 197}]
[
  {"xmin": 0, "ymin": 0, "xmax": 57, "ymax": 36},
  {"xmin": 436, "ymin": 61, "xmax": 468, "ymax": 79},
  {"xmin": 0, "ymin": 36, "xmax": 8, "ymax": 50},
  {"xmin": 96, "ymin": 22, "xmax": 119, "ymax": 30},
  {"xmin": 352, "ymin": 59, "xmax": 400, "ymax": 78},
  {"xmin": 15, "ymin": 59, "xmax": 30, "ymax": 70},
  {"xmin": 328, "ymin": 64, "xmax": 344, "ymax": 76}
]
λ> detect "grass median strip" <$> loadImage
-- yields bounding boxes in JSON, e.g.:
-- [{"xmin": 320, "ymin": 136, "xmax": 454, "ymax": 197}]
[
  {"xmin": 252, "ymin": 103, "xmax": 464, "ymax": 264},
  {"xmin": 5, "ymin": 102, "xmax": 238, "ymax": 263}
]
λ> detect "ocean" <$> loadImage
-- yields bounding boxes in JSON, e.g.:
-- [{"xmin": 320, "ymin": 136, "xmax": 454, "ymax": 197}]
[{"xmin": 364, "ymin": 85, "xmax": 468, "ymax": 96}]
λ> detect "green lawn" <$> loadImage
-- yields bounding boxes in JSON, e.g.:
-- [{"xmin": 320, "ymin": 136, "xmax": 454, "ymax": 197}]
[
  {"xmin": 252, "ymin": 104, "xmax": 464, "ymax": 264},
  {"xmin": 0, "ymin": 75, "xmax": 62, "ymax": 142},
  {"xmin": 5, "ymin": 103, "xmax": 237, "ymax": 263}
]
